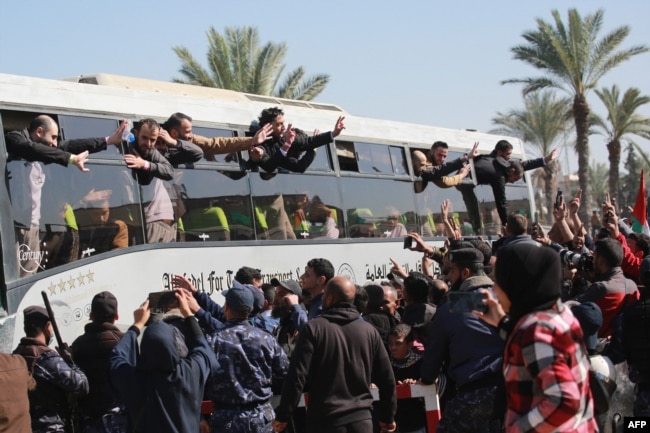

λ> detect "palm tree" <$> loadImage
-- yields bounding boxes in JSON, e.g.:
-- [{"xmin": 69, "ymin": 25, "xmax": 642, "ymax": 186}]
[
  {"xmin": 491, "ymin": 90, "xmax": 573, "ymax": 222},
  {"xmin": 621, "ymin": 144, "xmax": 644, "ymax": 210},
  {"xmin": 588, "ymin": 159, "xmax": 609, "ymax": 205},
  {"xmin": 592, "ymin": 85, "xmax": 650, "ymax": 200},
  {"xmin": 172, "ymin": 26, "xmax": 330, "ymax": 101},
  {"xmin": 503, "ymin": 8, "xmax": 649, "ymax": 223}
]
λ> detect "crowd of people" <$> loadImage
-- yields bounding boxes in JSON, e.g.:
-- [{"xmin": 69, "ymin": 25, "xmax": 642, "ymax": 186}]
[
  {"xmin": 3, "ymin": 116, "xmax": 650, "ymax": 433},
  {"xmin": 2, "ymin": 189, "xmax": 649, "ymax": 433}
]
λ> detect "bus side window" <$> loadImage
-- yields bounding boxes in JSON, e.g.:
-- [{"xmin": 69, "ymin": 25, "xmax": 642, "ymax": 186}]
[
  {"xmin": 59, "ymin": 115, "xmax": 123, "ymax": 159},
  {"xmin": 70, "ymin": 165, "xmax": 143, "ymax": 259},
  {"xmin": 250, "ymin": 173, "xmax": 343, "ymax": 241},
  {"xmin": 340, "ymin": 177, "xmax": 417, "ymax": 238},
  {"xmin": 174, "ymin": 168, "xmax": 254, "ymax": 242}
]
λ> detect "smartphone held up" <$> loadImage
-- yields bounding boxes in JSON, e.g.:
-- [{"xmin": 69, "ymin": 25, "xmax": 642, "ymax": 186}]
[{"xmin": 447, "ymin": 291, "xmax": 488, "ymax": 314}]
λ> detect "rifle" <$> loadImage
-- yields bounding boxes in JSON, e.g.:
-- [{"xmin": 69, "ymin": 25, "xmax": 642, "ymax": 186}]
[
  {"xmin": 41, "ymin": 290, "xmax": 74, "ymax": 366},
  {"xmin": 41, "ymin": 291, "xmax": 80, "ymax": 433}
]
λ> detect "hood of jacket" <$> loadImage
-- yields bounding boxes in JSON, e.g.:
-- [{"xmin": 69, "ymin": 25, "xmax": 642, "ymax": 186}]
[
  {"xmin": 139, "ymin": 320, "xmax": 182, "ymax": 373},
  {"xmin": 320, "ymin": 303, "xmax": 360, "ymax": 325},
  {"xmin": 459, "ymin": 275, "xmax": 493, "ymax": 292}
]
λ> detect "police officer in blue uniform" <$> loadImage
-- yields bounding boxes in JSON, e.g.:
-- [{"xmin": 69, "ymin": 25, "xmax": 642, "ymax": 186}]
[{"xmin": 207, "ymin": 285, "xmax": 289, "ymax": 433}]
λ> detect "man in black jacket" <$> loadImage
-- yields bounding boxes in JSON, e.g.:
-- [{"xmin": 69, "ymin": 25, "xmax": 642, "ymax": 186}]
[
  {"xmin": 13, "ymin": 306, "xmax": 89, "ymax": 433},
  {"xmin": 6, "ymin": 115, "xmax": 126, "ymax": 276},
  {"xmin": 457, "ymin": 156, "xmax": 524, "ymax": 234},
  {"xmin": 273, "ymin": 276, "xmax": 397, "ymax": 433},
  {"xmin": 251, "ymin": 107, "xmax": 345, "ymax": 173},
  {"xmin": 459, "ymin": 140, "xmax": 558, "ymax": 234},
  {"xmin": 71, "ymin": 291, "xmax": 127, "ymax": 433},
  {"xmin": 6, "ymin": 114, "xmax": 126, "ymax": 172}
]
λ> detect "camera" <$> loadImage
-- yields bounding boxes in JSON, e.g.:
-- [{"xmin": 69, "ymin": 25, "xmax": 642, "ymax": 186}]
[
  {"xmin": 559, "ymin": 250, "xmax": 594, "ymax": 272},
  {"xmin": 148, "ymin": 291, "xmax": 179, "ymax": 313}
]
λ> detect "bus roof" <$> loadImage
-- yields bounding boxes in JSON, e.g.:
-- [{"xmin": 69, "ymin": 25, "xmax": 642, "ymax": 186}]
[{"xmin": 0, "ymin": 72, "xmax": 524, "ymax": 154}]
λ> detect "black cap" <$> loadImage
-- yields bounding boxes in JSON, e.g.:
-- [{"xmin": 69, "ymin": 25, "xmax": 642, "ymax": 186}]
[
  {"xmin": 23, "ymin": 306, "xmax": 50, "ymax": 326},
  {"xmin": 571, "ymin": 302, "xmax": 603, "ymax": 351},
  {"xmin": 448, "ymin": 248, "xmax": 484, "ymax": 266},
  {"xmin": 91, "ymin": 291, "xmax": 118, "ymax": 322},
  {"xmin": 271, "ymin": 278, "xmax": 302, "ymax": 296}
]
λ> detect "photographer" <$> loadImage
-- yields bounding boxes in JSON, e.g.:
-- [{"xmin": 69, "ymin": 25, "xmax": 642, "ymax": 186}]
[
  {"xmin": 109, "ymin": 290, "xmax": 219, "ymax": 433},
  {"xmin": 576, "ymin": 237, "xmax": 639, "ymax": 339},
  {"xmin": 532, "ymin": 220, "xmax": 591, "ymax": 301}
]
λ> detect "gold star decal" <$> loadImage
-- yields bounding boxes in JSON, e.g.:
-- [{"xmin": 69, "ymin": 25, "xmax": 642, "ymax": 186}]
[
  {"xmin": 86, "ymin": 270, "xmax": 94, "ymax": 283},
  {"xmin": 48, "ymin": 283, "xmax": 57, "ymax": 296},
  {"xmin": 58, "ymin": 279, "xmax": 67, "ymax": 292},
  {"xmin": 77, "ymin": 273, "xmax": 86, "ymax": 285},
  {"xmin": 67, "ymin": 276, "xmax": 76, "ymax": 289}
]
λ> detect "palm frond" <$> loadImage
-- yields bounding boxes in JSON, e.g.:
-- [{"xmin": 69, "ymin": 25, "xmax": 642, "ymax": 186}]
[
  {"xmin": 172, "ymin": 46, "xmax": 215, "ymax": 86},
  {"xmin": 171, "ymin": 25, "xmax": 329, "ymax": 100}
]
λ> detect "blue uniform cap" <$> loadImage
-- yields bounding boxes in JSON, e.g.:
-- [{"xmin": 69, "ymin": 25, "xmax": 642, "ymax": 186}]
[{"xmin": 223, "ymin": 285, "xmax": 254, "ymax": 310}]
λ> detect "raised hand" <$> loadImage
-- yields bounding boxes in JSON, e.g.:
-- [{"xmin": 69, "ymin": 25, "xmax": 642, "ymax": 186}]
[
  {"xmin": 545, "ymin": 148, "xmax": 559, "ymax": 163},
  {"xmin": 71, "ymin": 150, "xmax": 90, "ymax": 172},
  {"xmin": 441, "ymin": 199, "xmax": 451, "ymax": 222},
  {"xmin": 172, "ymin": 274, "xmax": 198, "ymax": 293},
  {"xmin": 283, "ymin": 124, "xmax": 296, "ymax": 148},
  {"xmin": 568, "ymin": 189, "xmax": 582, "ymax": 215},
  {"xmin": 157, "ymin": 129, "xmax": 177, "ymax": 146},
  {"xmin": 175, "ymin": 289, "xmax": 195, "ymax": 317},
  {"xmin": 133, "ymin": 299, "xmax": 151, "ymax": 329},
  {"xmin": 468, "ymin": 141, "xmax": 480, "ymax": 159},
  {"xmin": 332, "ymin": 116, "xmax": 346, "ymax": 137},
  {"xmin": 252, "ymin": 123, "xmax": 273, "ymax": 146},
  {"xmin": 107, "ymin": 119, "xmax": 129, "ymax": 145},
  {"xmin": 83, "ymin": 188, "xmax": 111, "ymax": 202}
]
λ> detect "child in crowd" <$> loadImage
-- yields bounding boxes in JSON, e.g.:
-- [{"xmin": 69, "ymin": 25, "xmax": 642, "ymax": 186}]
[{"xmin": 387, "ymin": 324, "xmax": 426, "ymax": 433}]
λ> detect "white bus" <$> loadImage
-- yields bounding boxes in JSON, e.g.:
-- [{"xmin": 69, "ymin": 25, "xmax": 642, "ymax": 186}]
[{"xmin": 0, "ymin": 72, "xmax": 535, "ymax": 351}]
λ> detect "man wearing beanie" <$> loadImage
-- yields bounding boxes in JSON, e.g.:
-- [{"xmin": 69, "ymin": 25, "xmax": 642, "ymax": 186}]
[
  {"xmin": 13, "ymin": 305, "xmax": 89, "ymax": 433},
  {"xmin": 482, "ymin": 242, "xmax": 597, "ymax": 432},
  {"xmin": 421, "ymin": 248, "xmax": 505, "ymax": 433},
  {"xmin": 71, "ymin": 291, "xmax": 127, "ymax": 432}
]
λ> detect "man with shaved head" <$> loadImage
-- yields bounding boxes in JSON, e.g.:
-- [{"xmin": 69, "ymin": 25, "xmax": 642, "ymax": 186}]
[
  {"xmin": 5, "ymin": 114, "xmax": 126, "ymax": 275},
  {"xmin": 273, "ymin": 277, "xmax": 397, "ymax": 433}
]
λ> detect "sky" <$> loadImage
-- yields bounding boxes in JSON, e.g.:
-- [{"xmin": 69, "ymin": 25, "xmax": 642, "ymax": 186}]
[{"xmin": 2, "ymin": 1, "xmax": 650, "ymax": 174}]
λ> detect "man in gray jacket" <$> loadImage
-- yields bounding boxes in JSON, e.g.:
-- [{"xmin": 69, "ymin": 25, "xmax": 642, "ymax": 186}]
[{"xmin": 124, "ymin": 119, "xmax": 176, "ymax": 243}]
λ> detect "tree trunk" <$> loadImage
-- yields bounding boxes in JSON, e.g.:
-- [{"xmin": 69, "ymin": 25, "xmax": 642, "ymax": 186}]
[
  {"xmin": 607, "ymin": 139, "xmax": 621, "ymax": 202},
  {"xmin": 573, "ymin": 94, "xmax": 591, "ymax": 226}
]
